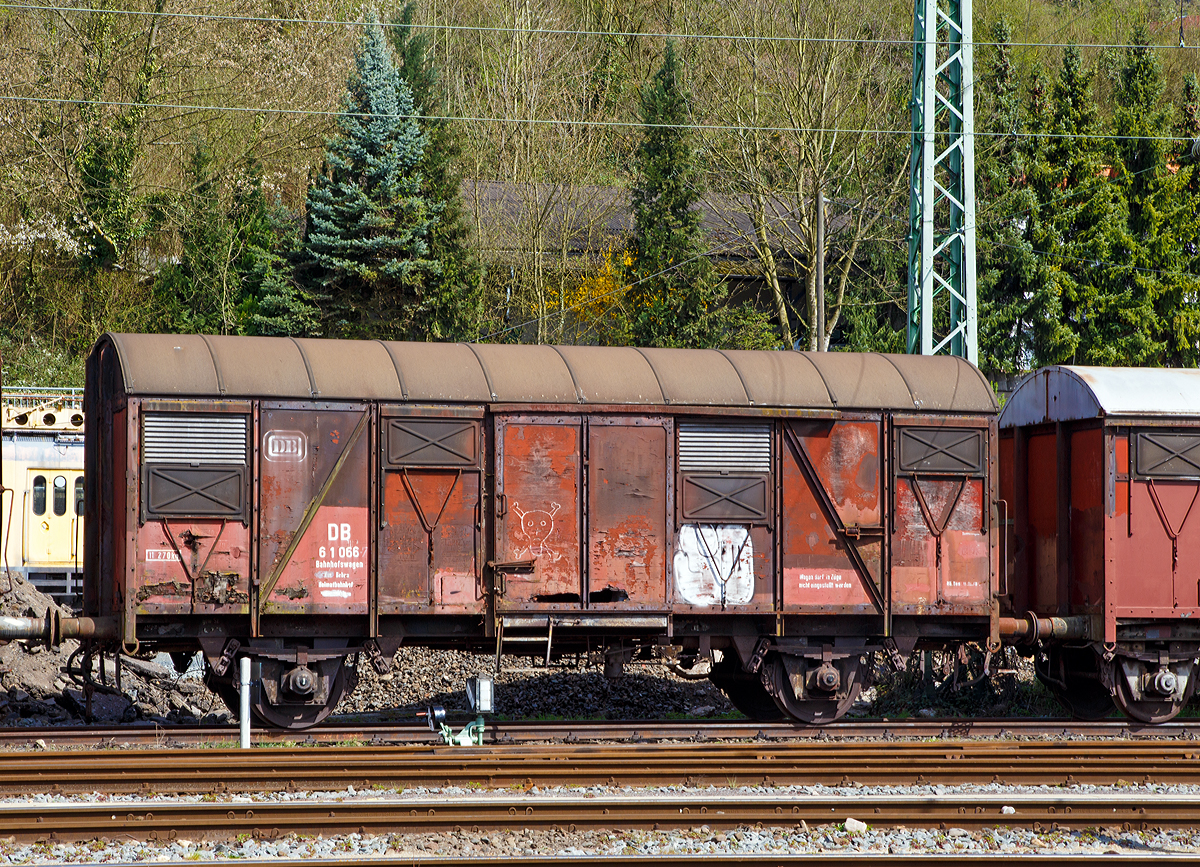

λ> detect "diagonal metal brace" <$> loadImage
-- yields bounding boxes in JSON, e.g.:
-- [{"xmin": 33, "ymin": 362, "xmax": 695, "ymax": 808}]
[
  {"xmin": 784, "ymin": 424, "xmax": 889, "ymax": 621},
  {"xmin": 257, "ymin": 411, "xmax": 370, "ymax": 610}
]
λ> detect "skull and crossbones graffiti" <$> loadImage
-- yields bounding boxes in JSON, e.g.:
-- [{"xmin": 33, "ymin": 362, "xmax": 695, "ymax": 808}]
[{"xmin": 511, "ymin": 501, "xmax": 563, "ymax": 561}]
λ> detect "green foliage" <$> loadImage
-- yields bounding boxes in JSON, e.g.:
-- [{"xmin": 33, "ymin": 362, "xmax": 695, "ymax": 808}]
[
  {"xmin": 389, "ymin": 2, "xmax": 485, "ymax": 341},
  {"xmin": 73, "ymin": 3, "xmax": 165, "ymax": 270},
  {"xmin": 299, "ymin": 20, "xmax": 441, "ymax": 339},
  {"xmin": 0, "ymin": 334, "xmax": 87, "ymax": 389},
  {"xmin": 149, "ymin": 149, "xmax": 311, "ymax": 338},
  {"xmin": 625, "ymin": 42, "xmax": 776, "ymax": 349},
  {"xmin": 977, "ymin": 31, "xmax": 1200, "ymax": 370},
  {"xmin": 150, "ymin": 144, "xmax": 241, "ymax": 334},
  {"xmin": 239, "ymin": 164, "xmax": 320, "ymax": 338}
]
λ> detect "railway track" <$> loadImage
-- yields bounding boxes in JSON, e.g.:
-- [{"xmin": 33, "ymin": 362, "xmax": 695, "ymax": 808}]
[
  {"xmin": 1, "ymin": 740, "xmax": 1199, "ymax": 794},
  {"xmin": 2, "ymin": 791, "xmax": 1195, "ymax": 843},
  {"xmin": 2, "ymin": 715, "xmax": 1199, "ymax": 748}
]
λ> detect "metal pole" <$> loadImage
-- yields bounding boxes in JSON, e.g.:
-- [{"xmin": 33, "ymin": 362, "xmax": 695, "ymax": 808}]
[
  {"xmin": 815, "ymin": 185, "xmax": 825, "ymax": 351},
  {"xmin": 907, "ymin": 0, "xmax": 977, "ymax": 362},
  {"xmin": 960, "ymin": 0, "xmax": 979, "ymax": 365},
  {"xmin": 239, "ymin": 657, "xmax": 251, "ymax": 749}
]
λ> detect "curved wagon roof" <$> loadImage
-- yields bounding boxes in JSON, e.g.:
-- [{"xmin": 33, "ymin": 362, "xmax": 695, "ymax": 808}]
[
  {"xmin": 94, "ymin": 333, "xmax": 998, "ymax": 413},
  {"xmin": 1000, "ymin": 365, "xmax": 1200, "ymax": 427}
]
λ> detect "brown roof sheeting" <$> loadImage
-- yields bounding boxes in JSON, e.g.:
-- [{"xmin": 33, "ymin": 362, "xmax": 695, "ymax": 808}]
[{"xmin": 97, "ymin": 333, "xmax": 998, "ymax": 413}]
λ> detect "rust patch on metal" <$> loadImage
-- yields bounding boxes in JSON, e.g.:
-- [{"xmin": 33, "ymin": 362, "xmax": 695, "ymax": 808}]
[
  {"xmin": 194, "ymin": 571, "xmax": 249, "ymax": 605},
  {"xmin": 497, "ymin": 418, "xmax": 582, "ymax": 605},
  {"xmin": 587, "ymin": 421, "xmax": 668, "ymax": 606},
  {"xmin": 781, "ymin": 424, "xmax": 876, "ymax": 610},
  {"xmin": 136, "ymin": 582, "xmax": 191, "ymax": 601},
  {"xmin": 276, "ymin": 584, "xmax": 310, "ymax": 600}
]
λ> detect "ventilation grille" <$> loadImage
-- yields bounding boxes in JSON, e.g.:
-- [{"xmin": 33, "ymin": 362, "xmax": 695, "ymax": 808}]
[
  {"xmin": 143, "ymin": 415, "xmax": 248, "ymax": 465},
  {"xmin": 679, "ymin": 422, "xmax": 772, "ymax": 473}
]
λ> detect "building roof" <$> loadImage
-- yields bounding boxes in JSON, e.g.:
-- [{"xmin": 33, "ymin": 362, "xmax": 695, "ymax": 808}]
[
  {"xmin": 95, "ymin": 333, "xmax": 998, "ymax": 413},
  {"xmin": 999, "ymin": 365, "xmax": 1200, "ymax": 427}
]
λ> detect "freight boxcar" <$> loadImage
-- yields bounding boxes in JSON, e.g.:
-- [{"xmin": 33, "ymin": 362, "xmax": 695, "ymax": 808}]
[
  {"xmin": 52, "ymin": 334, "xmax": 1001, "ymax": 728},
  {"xmin": 999, "ymin": 366, "xmax": 1200, "ymax": 723}
]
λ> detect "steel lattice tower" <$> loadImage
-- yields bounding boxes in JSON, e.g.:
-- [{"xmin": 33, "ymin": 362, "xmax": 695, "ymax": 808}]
[{"xmin": 907, "ymin": 0, "xmax": 977, "ymax": 362}]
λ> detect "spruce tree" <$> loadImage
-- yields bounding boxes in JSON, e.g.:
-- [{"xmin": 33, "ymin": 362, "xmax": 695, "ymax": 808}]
[
  {"xmin": 977, "ymin": 18, "xmax": 1039, "ymax": 372},
  {"xmin": 624, "ymin": 41, "xmax": 732, "ymax": 348},
  {"xmin": 1045, "ymin": 45, "xmax": 1157, "ymax": 366},
  {"xmin": 388, "ymin": 3, "xmax": 483, "ymax": 341},
  {"xmin": 1114, "ymin": 33, "xmax": 1200, "ymax": 366},
  {"xmin": 299, "ymin": 21, "xmax": 440, "ymax": 339}
]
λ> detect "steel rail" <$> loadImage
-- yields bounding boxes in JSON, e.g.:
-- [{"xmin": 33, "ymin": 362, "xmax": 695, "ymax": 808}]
[
  {"xmin": 63, "ymin": 854, "xmax": 1190, "ymax": 859},
  {"xmin": 2, "ymin": 741, "xmax": 1200, "ymax": 794},
  {"xmin": 2, "ymin": 716, "xmax": 1199, "ymax": 748},
  {"xmin": 35, "ymin": 854, "xmax": 1190, "ymax": 859},
  {"xmin": 0, "ymin": 792, "xmax": 1193, "ymax": 843}
]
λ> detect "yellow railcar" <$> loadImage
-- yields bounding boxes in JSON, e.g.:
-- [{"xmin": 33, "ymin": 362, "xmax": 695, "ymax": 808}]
[{"xmin": 1, "ymin": 389, "xmax": 85, "ymax": 603}]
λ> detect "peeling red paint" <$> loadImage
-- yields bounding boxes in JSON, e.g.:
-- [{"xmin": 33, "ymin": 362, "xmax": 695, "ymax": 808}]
[
  {"xmin": 259, "ymin": 407, "xmax": 370, "ymax": 616},
  {"xmin": 496, "ymin": 418, "xmax": 582, "ymax": 606}
]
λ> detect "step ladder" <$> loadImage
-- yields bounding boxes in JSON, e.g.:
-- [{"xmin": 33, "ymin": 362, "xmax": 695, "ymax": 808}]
[{"xmin": 493, "ymin": 613, "xmax": 669, "ymax": 672}]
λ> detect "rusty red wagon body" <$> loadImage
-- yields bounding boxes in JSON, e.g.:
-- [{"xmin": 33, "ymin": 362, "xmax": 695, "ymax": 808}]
[
  {"xmin": 78, "ymin": 334, "xmax": 999, "ymax": 727},
  {"xmin": 999, "ymin": 365, "xmax": 1200, "ymax": 722}
]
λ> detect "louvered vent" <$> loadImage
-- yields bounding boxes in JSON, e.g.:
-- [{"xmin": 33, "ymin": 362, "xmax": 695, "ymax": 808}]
[
  {"xmin": 679, "ymin": 422, "xmax": 772, "ymax": 473},
  {"xmin": 143, "ymin": 415, "xmax": 248, "ymax": 465}
]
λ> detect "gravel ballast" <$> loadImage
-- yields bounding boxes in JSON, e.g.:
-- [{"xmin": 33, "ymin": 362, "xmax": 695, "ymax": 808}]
[{"xmin": 1, "ymin": 783, "xmax": 1200, "ymax": 861}]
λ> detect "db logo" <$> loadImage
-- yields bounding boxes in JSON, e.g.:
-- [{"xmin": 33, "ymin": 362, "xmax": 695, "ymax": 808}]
[{"xmin": 264, "ymin": 430, "xmax": 307, "ymax": 462}]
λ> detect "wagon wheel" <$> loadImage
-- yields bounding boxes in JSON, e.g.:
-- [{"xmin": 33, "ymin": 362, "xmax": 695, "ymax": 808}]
[
  {"xmin": 1039, "ymin": 646, "xmax": 1114, "ymax": 721},
  {"xmin": 765, "ymin": 655, "xmax": 861, "ymax": 726},
  {"xmin": 251, "ymin": 658, "xmax": 350, "ymax": 730},
  {"xmin": 708, "ymin": 655, "xmax": 785, "ymax": 722},
  {"xmin": 1111, "ymin": 660, "xmax": 1192, "ymax": 725}
]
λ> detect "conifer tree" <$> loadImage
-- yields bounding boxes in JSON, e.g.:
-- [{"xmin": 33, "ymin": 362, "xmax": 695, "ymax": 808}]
[
  {"xmin": 1114, "ymin": 33, "xmax": 1200, "ymax": 366},
  {"xmin": 1044, "ymin": 45, "xmax": 1159, "ymax": 366},
  {"xmin": 388, "ymin": 3, "xmax": 483, "ymax": 341},
  {"xmin": 299, "ymin": 21, "xmax": 440, "ymax": 339},
  {"xmin": 624, "ymin": 41, "xmax": 734, "ymax": 348},
  {"xmin": 989, "ymin": 45, "xmax": 1155, "ymax": 367},
  {"xmin": 238, "ymin": 161, "xmax": 320, "ymax": 338},
  {"xmin": 977, "ymin": 18, "xmax": 1039, "ymax": 372}
]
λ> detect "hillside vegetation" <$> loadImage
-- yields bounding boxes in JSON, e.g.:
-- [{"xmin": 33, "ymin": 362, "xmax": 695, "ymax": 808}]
[{"xmin": 0, "ymin": 0, "xmax": 1197, "ymax": 384}]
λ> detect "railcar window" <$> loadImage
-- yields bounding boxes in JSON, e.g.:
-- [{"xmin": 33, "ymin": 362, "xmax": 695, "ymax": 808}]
[
  {"xmin": 74, "ymin": 477, "xmax": 85, "ymax": 516},
  {"xmin": 53, "ymin": 475, "xmax": 67, "ymax": 516},
  {"xmin": 31, "ymin": 475, "xmax": 46, "ymax": 516}
]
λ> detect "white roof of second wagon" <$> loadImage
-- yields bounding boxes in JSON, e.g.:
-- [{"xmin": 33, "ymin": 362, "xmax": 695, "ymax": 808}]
[
  {"xmin": 95, "ymin": 333, "xmax": 998, "ymax": 413},
  {"xmin": 999, "ymin": 365, "xmax": 1200, "ymax": 427}
]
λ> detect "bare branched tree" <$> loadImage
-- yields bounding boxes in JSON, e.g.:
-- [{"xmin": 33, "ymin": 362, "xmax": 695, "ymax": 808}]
[{"xmin": 701, "ymin": 0, "xmax": 910, "ymax": 350}]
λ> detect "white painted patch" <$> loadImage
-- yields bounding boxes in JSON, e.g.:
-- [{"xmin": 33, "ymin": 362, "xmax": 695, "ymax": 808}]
[
  {"xmin": 672, "ymin": 524, "xmax": 755, "ymax": 606},
  {"xmin": 318, "ymin": 580, "xmax": 354, "ymax": 599}
]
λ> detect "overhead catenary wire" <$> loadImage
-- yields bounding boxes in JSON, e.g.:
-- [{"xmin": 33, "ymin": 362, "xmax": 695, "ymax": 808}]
[
  {"xmin": 1, "ymin": 1, "xmax": 1198, "ymax": 52},
  {"xmin": 3, "ymin": 2, "xmax": 1196, "ymax": 339},
  {"xmin": 5, "ymin": 94, "xmax": 1200, "ymax": 144}
]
